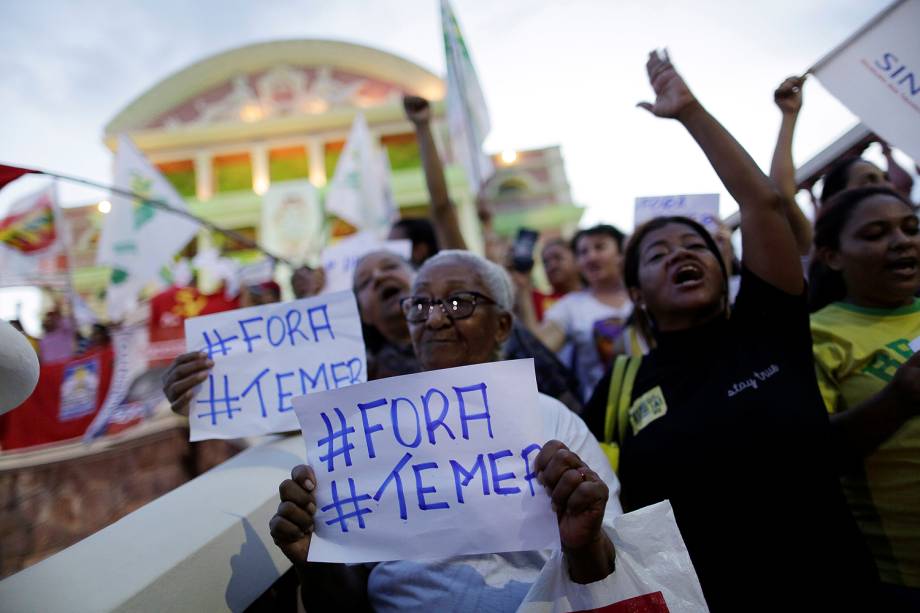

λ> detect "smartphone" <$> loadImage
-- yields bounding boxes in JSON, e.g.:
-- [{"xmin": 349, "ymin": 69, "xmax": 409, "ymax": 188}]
[{"xmin": 511, "ymin": 228, "xmax": 539, "ymax": 272}]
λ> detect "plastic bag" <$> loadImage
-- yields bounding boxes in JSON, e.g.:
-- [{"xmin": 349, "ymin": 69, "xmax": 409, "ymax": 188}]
[{"xmin": 517, "ymin": 500, "xmax": 708, "ymax": 612}]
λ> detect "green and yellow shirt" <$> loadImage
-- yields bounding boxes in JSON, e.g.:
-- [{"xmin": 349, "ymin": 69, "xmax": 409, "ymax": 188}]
[{"xmin": 812, "ymin": 298, "xmax": 920, "ymax": 588}]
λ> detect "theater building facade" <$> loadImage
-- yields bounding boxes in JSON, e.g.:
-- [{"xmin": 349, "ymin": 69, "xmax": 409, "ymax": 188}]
[{"xmin": 70, "ymin": 39, "xmax": 580, "ymax": 305}]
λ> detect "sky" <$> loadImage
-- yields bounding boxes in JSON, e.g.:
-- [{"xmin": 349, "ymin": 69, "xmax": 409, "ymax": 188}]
[{"xmin": 3, "ymin": 0, "xmax": 914, "ymax": 226}]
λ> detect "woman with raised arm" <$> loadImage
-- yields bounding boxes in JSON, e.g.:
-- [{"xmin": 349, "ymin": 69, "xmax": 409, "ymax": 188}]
[
  {"xmin": 582, "ymin": 51, "xmax": 877, "ymax": 611},
  {"xmin": 768, "ymin": 75, "xmax": 813, "ymax": 255},
  {"xmin": 809, "ymin": 186, "xmax": 920, "ymax": 610}
]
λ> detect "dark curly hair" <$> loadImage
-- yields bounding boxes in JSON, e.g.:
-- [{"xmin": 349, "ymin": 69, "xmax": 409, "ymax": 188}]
[{"xmin": 622, "ymin": 216, "xmax": 729, "ymax": 344}]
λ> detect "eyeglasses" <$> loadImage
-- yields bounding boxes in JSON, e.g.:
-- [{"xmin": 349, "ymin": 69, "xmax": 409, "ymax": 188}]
[{"xmin": 400, "ymin": 291, "xmax": 497, "ymax": 323}]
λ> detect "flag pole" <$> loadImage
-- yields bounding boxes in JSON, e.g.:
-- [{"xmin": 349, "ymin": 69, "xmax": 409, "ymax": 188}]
[
  {"xmin": 442, "ymin": 0, "xmax": 486, "ymax": 191},
  {"xmin": 31, "ymin": 167, "xmax": 293, "ymax": 267}
]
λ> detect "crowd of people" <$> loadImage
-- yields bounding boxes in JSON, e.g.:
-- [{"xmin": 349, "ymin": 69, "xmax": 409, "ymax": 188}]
[{"xmin": 162, "ymin": 51, "xmax": 919, "ymax": 611}]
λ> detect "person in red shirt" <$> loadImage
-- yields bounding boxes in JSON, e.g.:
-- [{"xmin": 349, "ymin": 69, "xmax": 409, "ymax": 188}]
[{"xmin": 532, "ymin": 238, "xmax": 583, "ymax": 321}]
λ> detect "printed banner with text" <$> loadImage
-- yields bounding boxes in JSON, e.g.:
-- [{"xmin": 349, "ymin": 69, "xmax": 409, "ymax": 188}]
[
  {"xmin": 184, "ymin": 291, "xmax": 367, "ymax": 441},
  {"xmin": 811, "ymin": 0, "xmax": 920, "ymax": 162},
  {"xmin": 294, "ymin": 358, "xmax": 559, "ymax": 563}
]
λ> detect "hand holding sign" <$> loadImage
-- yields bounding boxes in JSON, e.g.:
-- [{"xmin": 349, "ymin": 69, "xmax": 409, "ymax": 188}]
[
  {"xmin": 163, "ymin": 351, "xmax": 214, "ymax": 417},
  {"xmin": 536, "ymin": 440, "xmax": 615, "ymax": 584},
  {"xmin": 774, "ymin": 75, "xmax": 806, "ymax": 116},
  {"xmin": 270, "ymin": 465, "xmax": 318, "ymax": 567}
]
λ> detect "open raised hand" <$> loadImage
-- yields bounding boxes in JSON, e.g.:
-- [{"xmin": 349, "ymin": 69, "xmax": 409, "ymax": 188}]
[{"xmin": 637, "ymin": 49, "xmax": 699, "ymax": 120}]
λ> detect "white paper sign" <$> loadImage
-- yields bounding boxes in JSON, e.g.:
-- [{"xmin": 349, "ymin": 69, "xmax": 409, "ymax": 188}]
[
  {"xmin": 634, "ymin": 193, "xmax": 720, "ymax": 229},
  {"xmin": 910, "ymin": 336, "xmax": 920, "ymax": 353},
  {"xmin": 320, "ymin": 232, "xmax": 412, "ymax": 295},
  {"xmin": 184, "ymin": 291, "xmax": 367, "ymax": 441},
  {"xmin": 293, "ymin": 358, "xmax": 559, "ymax": 563}
]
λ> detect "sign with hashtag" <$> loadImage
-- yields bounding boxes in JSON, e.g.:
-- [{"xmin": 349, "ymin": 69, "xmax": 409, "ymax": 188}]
[
  {"xmin": 184, "ymin": 290, "xmax": 366, "ymax": 441},
  {"xmin": 293, "ymin": 358, "xmax": 559, "ymax": 563}
]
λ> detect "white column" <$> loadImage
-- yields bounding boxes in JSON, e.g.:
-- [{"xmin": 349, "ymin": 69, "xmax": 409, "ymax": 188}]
[
  {"xmin": 307, "ymin": 137, "xmax": 326, "ymax": 187},
  {"xmin": 252, "ymin": 144, "xmax": 269, "ymax": 195},
  {"xmin": 194, "ymin": 151, "xmax": 213, "ymax": 201}
]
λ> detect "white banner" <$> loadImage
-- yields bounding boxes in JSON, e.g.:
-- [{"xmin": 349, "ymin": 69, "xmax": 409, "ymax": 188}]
[
  {"xmin": 320, "ymin": 232, "xmax": 411, "ymax": 295},
  {"xmin": 634, "ymin": 193, "xmax": 720, "ymax": 229},
  {"xmin": 98, "ymin": 135, "xmax": 200, "ymax": 320},
  {"xmin": 184, "ymin": 291, "xmax": 367, "ymax": 441},
  {"xmin": 811, "ymin": 0, "xmax": 920, "ymax": 162},
  {"xmin": 294, "ymin": 359, "xmax": 558, "ymax": 563}
]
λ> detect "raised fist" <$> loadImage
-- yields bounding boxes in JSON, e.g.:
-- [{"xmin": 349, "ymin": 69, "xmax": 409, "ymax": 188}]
[
  {"xmin": 403, "ymin": 95, "xmax": 431, "ymax": 125},
  {"xmin": 774, "ymin": 76, "xmax": 805, "ymax": 115}
]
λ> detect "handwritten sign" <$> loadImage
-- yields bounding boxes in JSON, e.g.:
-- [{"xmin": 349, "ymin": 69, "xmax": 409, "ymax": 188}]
[
  {"xmin": 320, "ymin": 232, "xmax": 412, "ymax": 295},
  {"xmin": 634, "ymin": 193, "xmax": 720, "ymax": 230},
  {"xmin": 293, "ymin": 359, "xmax": 558, "ymax": 563},
  {"xmin": 184, "ymin": 291, "xmax": 367, "ymax": 441},
  {"xmin": 910, "ymin": 336, "xmax": 920, "ymax": 354}
]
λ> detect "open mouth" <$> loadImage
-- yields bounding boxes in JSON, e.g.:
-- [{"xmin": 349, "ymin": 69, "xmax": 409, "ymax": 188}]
[
  {"xmin": 887, "ymin": 256, "xmax": 919, "ymax": 277},
  {"xmin": 672, "ymin": 263, "xmax": 704, "ymax": 287},
  {"xmin": 378, "ymin": 284, "xmax": 403, "ymax": 302}
]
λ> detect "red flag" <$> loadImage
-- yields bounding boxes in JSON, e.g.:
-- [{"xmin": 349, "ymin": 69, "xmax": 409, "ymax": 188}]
[
  {"xmin": 0, "ymin": 164, "xmax": 41, "ymax": 191},
  {"xmin": 0, "ymin": 185, "xmax": 57, "ymax": 254}
]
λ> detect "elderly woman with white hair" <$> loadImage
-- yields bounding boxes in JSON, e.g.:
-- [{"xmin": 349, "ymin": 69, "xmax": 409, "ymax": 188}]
[{"xmin": 270, "ymin": 249, "xmax": 623, "ymax": 612}]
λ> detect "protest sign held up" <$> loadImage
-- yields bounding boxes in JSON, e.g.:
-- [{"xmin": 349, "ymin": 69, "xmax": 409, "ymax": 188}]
[
  {"xmin": 293, "ymin": 358, "xmax": 559, "ymax": 563},
  {"xmin": 320, "ymin": 232, "xmax": 411, "ymax": 295},
  {"xmin": 634, "ymin": 193, "xmax": 720, "ymax": 230},
  {"xmin": 184, "ymin": 290, "xmax": 367, "ymax": 441}
]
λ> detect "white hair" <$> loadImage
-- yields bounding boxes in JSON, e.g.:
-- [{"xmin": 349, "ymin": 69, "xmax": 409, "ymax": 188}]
[{"xmin": 418, "ymin": 250, "xmax": 514, "ymax": 312}]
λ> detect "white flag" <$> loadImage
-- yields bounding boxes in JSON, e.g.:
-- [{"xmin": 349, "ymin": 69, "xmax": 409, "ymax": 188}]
[
  {"xmin": 441, "ymin": 0, "xmax": 494, "ymax": 192},
  {"xmin": 97, "ymin": 135, "xmax": 200, "ymax": 320},
  {"xmin": 325, "ymin": 113, "xmax": 395, "ymax": 236},
  {"xmin": 811, "ymin": 0, "xmax": 920, "ymax": 162}
]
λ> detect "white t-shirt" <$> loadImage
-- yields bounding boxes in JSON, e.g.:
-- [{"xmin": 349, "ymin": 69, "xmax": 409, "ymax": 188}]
[
  {"xmin": 364, "ymin": 393, "xmax": 622, "ymax": 612},
  {"xmin": 545, "ymin": 291, "xmax": 632, "ymax": 402}
]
